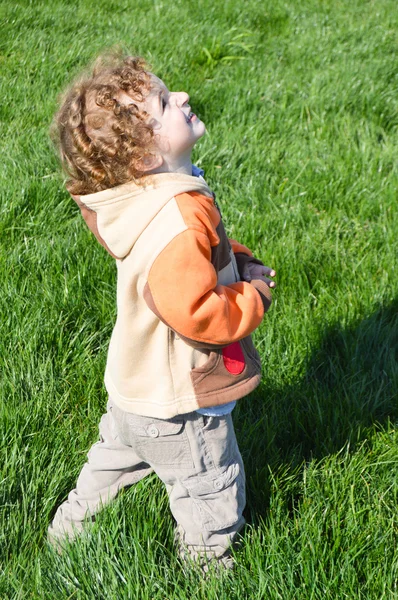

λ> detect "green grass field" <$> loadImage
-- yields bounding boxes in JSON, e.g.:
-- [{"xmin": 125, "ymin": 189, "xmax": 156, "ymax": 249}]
[{"xmin": 1, "ymin": 0, "xmax": 398, "ymax": 597}]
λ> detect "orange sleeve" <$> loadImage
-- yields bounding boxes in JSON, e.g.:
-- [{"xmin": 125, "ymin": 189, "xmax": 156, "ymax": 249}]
[
  {"xmin": 229, "ymin": 238, "xmax": 253, "ymax": 257},
  {"xmin": 144, "ymin": 229, "xmax": 265, "ymax": 346}
]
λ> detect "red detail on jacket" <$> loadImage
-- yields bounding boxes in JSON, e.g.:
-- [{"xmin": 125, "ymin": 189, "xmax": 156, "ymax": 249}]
[{"xmin": 222, "ymin": 342, "xmax": 245, "ymax": 375}]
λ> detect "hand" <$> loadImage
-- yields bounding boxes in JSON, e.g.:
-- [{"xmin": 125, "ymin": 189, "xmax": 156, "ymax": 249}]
[{"xmin": 243, "ymin": 263, "xmax": 276, "ymax": 288}]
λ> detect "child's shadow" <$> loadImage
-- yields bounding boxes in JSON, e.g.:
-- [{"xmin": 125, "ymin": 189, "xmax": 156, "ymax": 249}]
[{"xmin": 236, "ymin": 299, "xmax": 398, "ymax": 519}]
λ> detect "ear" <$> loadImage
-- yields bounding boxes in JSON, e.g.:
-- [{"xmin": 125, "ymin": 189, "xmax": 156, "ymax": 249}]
[{"xmin": 136, "ymin": 153, "xmax": 163, "ymax": 173}]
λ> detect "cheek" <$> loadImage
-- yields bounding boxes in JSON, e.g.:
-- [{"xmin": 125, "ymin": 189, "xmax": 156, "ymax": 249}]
[{"xmin": 154, "ymin": 133, "xmax": 171, "ymax": 154}]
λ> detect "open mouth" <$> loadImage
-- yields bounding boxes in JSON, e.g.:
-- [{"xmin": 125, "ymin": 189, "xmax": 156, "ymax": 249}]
[{"xmin": 186, "ymin": 111, "xmax": 195, "ymax": 123}]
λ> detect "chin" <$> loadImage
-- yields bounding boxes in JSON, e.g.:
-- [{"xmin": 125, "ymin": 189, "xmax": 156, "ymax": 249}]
[{"xmin": 195, "ymin": 123, "xmax": 207, "ymax": 139}]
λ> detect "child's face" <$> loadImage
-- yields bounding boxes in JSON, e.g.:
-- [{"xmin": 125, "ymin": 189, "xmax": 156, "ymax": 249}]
[{"xmin": 120, "ymin": 74, "xmax": 206, "ymax": 171}]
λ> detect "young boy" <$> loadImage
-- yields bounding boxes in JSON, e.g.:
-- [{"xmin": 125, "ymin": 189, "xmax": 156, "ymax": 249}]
[{"xmin": 49, "ymin": 54, "xmax": 275, "ymax": 570}]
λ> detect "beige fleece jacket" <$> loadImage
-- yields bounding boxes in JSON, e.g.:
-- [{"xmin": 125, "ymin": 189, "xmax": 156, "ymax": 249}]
[{"xmin": 72, "ymin": 173, "xmax": 272, "ymax": 418}]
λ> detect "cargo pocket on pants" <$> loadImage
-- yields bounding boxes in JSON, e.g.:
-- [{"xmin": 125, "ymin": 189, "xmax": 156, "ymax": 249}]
[{"xmin": 183, "ymin": 461, "xmax": 245, "ymax": 531}]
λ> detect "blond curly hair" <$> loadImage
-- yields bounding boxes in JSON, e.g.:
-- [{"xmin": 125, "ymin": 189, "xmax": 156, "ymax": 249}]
[{"xmin": 52, "ymin": 53, "xmax": 156, "ymax": 195}]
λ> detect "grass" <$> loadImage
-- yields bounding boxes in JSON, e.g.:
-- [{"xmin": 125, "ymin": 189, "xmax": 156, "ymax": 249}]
[{"xmin": 1, "ymin": 0, "xmax": 397, "ymax": 597}]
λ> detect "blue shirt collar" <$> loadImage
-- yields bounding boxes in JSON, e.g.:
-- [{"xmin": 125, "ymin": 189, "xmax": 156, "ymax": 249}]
[{"xmin": 192, "ymin": 164, "xmax": 205, "ymax": 178}]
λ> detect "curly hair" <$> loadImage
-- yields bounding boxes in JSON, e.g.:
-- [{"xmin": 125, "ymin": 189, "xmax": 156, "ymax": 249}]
[{"xmin": 52, "ymin": 53, "xmax": 156, "ymax": 195}]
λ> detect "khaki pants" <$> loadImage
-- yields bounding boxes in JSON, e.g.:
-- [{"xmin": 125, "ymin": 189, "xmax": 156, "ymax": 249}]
[{"xmin": 48, "ymin": 399, "xmax": 246, "ymax": 563}]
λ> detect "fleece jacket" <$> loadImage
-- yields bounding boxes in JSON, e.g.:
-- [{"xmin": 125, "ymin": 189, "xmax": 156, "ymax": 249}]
[{"xmin": 72, "ymin": 172, "xmax": 272, "ymax": 418}]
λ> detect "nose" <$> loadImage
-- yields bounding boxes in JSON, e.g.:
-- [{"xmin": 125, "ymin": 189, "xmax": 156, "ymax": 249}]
[{"xmin": 174, "ymin": 91, "xmax": 189, "ymax": 107}]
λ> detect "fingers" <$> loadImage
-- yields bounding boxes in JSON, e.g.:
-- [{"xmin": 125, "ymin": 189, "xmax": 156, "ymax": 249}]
[
  {"xmin": 264, "ymin": 277, "xmax": 276, "ymax": 288},
  {"xmin": 254, "ymin": 266, "xmax": 276, "ymax": 287},
  {"xmin": 243, "ymin": 262, "xmax": 277, "ymax": 286},
  {"xmin": 262, "ymin": 266, "xmax": 276, "ymax": 278}
]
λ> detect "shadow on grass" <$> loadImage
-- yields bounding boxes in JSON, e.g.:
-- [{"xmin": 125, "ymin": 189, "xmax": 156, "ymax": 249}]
[{"xmin": 238, "ymin": 299, "xmax": 398, "ymax": 519}]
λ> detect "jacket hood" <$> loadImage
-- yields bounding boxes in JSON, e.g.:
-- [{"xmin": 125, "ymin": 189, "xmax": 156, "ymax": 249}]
[{"xmin": 72, "ymin": 173, "xmax": 213, "ymax": 259}]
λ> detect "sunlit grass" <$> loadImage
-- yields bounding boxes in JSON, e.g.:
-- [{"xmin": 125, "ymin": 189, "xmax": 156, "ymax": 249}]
[{"xmin": 1, "ymin": 0, "xmax": 397, "ymax": 597}]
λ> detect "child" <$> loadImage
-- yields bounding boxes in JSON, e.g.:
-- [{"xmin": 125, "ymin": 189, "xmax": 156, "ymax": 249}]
[{"xmin": 48, "ymin": 53, "xmax": 275, "ymax": 570}]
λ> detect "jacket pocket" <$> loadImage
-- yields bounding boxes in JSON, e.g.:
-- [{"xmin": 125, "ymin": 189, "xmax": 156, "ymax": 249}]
[
  {"xmin": 190, "ymin": 338, "xmax": 261, "ymax": 400},
  {"xmin": 190, "ymin": 349, "xmax": 221, "ymax": 378},
  {"xmin": 240, "ymin": 335, "xmax": 261, "ymax": 369}
]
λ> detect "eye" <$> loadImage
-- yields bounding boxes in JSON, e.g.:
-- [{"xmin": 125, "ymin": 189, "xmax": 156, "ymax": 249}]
[{"xmin": 161, "ymin": 96, "xmax": 167, "ymax": 111}]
